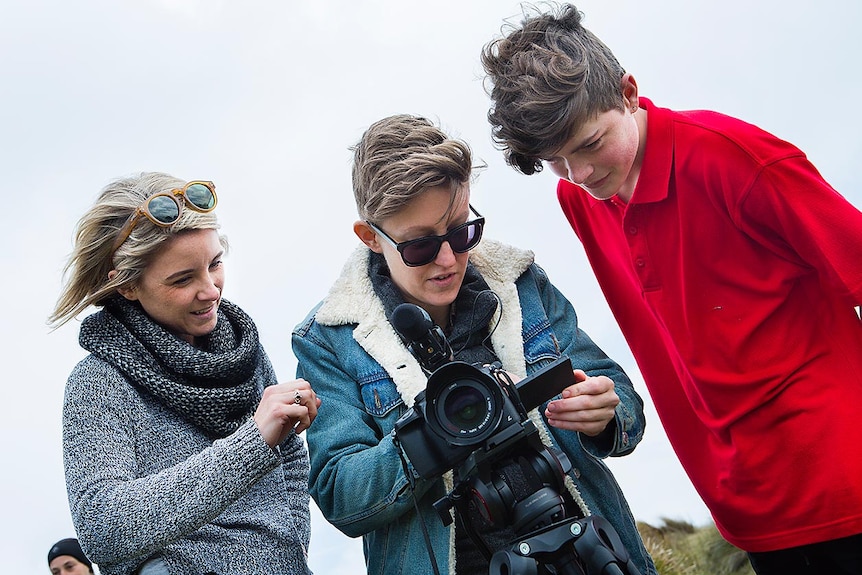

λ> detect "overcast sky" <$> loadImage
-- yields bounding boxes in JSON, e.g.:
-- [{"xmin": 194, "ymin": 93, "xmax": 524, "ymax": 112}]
[{"xmin": 2, "ymin": 0, "xmax": 860, "ymax": 573}]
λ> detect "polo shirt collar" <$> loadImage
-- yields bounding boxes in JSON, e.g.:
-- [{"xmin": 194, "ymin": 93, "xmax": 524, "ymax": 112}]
[{"xmin": 582, "ymin": 97, "xmax": 673, "ymax": 208}]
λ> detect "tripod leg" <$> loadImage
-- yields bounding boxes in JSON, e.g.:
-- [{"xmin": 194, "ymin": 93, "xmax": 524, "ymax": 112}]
[
  {"xmin": 489, "ymin": 550, "xmax": 539, "ymax": 575},
  {"xmin": 571, "ymin": 516, "xmax": 642, "ymax": 575}
]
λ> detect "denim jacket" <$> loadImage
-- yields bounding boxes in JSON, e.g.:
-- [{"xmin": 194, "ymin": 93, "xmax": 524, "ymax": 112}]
[{"xmin": 293, "ymin": 239, "xmax": 655, "ymax": 575}]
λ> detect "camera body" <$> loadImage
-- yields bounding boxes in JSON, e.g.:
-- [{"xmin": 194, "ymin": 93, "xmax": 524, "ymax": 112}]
[{"xmin": 394, "ymin": 355, "xmax": 573, "ymax": 479}]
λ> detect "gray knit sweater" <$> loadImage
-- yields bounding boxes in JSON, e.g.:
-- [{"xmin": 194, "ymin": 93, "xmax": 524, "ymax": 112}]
[{"xmin": 63, "ymin": 343, "xmax": 312, "ymax": 574}]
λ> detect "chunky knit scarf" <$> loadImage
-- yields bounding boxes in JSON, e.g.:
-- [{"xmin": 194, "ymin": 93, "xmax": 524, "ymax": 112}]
[{"xmin": 79, "ymin": 296, "xmax": 262, "ymax": 437}]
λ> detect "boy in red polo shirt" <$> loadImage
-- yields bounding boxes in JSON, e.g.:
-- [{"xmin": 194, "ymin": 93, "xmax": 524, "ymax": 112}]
[{"xmin": 481, "ymin": 4, "xmax": 862, "ymax": 574}]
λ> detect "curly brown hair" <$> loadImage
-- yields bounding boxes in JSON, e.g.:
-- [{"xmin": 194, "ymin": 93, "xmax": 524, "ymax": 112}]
[{"xmin": 481, "ymin": 3, "xmax": 627, "ymax": 175}]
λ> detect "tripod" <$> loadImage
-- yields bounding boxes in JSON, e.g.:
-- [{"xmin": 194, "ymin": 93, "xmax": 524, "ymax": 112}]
[
  {"xmin": 489, "ymin": 515, "xmax": 641, "ymax": 575},
  {"xmin": 435, "ymin": 422, "xmax": 642, "ymax": 575}
]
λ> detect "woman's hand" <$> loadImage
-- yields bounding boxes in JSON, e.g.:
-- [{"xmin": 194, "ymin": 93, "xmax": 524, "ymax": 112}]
[
  {"xmin": 253, "ymin": 379, "xmax": 321, "ymax": 447},
  {"xmin": 544, "ymin": 369, "xmax": 619, "ymax": 436}
]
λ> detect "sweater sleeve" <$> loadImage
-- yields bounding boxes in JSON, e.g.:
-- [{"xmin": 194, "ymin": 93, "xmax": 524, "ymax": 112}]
[
  {"xmin": 530, "ymin": 264, "xmax": 646, "ymax": 459},
  {"xmin": 63, "ymin": 356, "xmax": 282, "ymax": 566},
  {"xmin": 257, "ymin": 348, "xmax": 313, "ymax": 550},
  {"xmin": 277, "ymin": 433, "xmax": 312, "ymax": 549}
]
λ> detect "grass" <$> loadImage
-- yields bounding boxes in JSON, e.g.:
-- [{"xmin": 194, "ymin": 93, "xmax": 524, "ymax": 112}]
[{"xmin": 637, "ymin": 519, "xmax": 755, "ymax": 575}]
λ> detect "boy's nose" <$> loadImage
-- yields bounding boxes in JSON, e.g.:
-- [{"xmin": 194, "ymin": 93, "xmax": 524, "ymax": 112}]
[{"xmin": 565, "ymin": 158, "xmax": 593, "ymax": 185}]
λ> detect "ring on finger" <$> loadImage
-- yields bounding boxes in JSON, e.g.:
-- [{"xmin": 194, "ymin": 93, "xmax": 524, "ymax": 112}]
[{"xmin": 294, "ymin": 390, "xmax": 302, "ymax": 405}]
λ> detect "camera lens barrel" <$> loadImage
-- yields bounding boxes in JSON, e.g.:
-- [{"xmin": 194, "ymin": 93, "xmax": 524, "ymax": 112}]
[{"xmin": 425, "ymin": 362, "xmax": 505, "ymax": 446}]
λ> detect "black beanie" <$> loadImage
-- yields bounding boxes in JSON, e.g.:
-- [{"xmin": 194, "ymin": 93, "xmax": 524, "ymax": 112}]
[{"xmin": 47, "ymin": 538, "xmax": 92, "ymax": 568}]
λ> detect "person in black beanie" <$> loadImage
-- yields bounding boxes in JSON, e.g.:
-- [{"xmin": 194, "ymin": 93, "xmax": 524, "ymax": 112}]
[{"xmin": 48, "ymin": 538, "xmax": 94, "ymax": 574}]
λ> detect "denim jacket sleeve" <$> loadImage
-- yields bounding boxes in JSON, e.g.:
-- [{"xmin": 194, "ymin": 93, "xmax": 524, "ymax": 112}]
[
  {"xmin": 292, "ymin": 317, "xmax": 439, "ymax": 539},
  {"xmin": 524, "ymin": 263, "xmax": 645, "ymax": 458}
]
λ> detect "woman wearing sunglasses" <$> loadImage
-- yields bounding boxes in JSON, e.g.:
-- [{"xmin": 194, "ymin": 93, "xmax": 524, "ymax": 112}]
[
  {"xmin": 292, "ymin": 115, "xmax": 655, "ymax": 575},
  {"xmin": 50, "ymin": 173, "xmax": 318, "ymax": 575}
]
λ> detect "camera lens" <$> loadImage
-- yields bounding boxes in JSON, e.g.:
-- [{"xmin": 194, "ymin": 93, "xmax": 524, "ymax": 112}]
[
  {"xmin": 434, "ymin": 379, "xmax": 497, "ymax": 443},
  {"xmin": 425, "ymin": 362, "xmax": 505, "ymax": 446},
  {"xmin": 443, "ymin": 385, "xmax": 488, "ymax": 431}
]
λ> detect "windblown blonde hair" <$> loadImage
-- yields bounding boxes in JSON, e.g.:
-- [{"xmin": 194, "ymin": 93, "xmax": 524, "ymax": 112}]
[{"xmin": 49, "ymin": 172, "xmax": 226, "ymax": 328}]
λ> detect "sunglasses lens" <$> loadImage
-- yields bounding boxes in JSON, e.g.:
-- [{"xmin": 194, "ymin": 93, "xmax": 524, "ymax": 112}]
[
  {"xmin": 449, "ymin": 221, "xmax": 483, "ymax": 252},
  {"xmin": 399, "ymin": 220, "xmax": 485, "ymax": 266},
  {"xmin": 402, "ymin": 239, "xmax": 441, "ymax": 266},
  {"xmin": 147, "ymin": 195, "xmax": 181, "ymax": 224},
  {"xmin": 184, "ymin": 183, "xmax": 216, "ymax": 210}
]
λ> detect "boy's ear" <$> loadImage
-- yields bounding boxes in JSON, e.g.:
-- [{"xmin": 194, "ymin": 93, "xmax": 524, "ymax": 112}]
[
  {"xmin": 621, "ymin": 73, "xmax": 640, "ymax": 111},
  {"xmin": 354, "ymin": 221, "xmax": 384, "ymax": 254}
]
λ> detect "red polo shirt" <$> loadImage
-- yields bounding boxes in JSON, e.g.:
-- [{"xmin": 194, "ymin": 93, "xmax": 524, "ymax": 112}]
[{"xmin": 558, "ymin": 97, "xmax": 862, "ymax": 552}]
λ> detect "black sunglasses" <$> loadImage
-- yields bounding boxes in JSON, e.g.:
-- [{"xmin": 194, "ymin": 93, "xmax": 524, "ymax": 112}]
[{"xmin": 367, "ymin": 205, "xmax": 485, "ymax": 267}]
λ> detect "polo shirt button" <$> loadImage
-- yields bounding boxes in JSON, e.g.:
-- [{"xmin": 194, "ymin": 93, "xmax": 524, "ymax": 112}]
[
  {"xmin": 628, "ymin": 226, "xmax": 638, "ymax": 235},
  {"xmin": 636, "ymin": 258, "xmax": 646, "ymax": 268}
]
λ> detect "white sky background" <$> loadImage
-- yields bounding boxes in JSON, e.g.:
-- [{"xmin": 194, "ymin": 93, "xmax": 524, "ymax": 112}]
[{"xmin": 1, "ymin": 0, "xmax": 860, "ymax": 572}]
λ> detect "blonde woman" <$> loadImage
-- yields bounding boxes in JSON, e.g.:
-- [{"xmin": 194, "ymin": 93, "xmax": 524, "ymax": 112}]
[{"xmin": 51, "ymin": 173, "xmax": 319, "ymax": 575}]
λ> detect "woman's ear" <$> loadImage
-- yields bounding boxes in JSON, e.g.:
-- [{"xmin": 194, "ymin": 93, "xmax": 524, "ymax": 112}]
[
  {"xmin": 109, "ymin": 270, "xmax": 139, "ymax": 301},
  {"xmin": 354, "ymin": 221, "xmax": 384, "ymax": 254}
]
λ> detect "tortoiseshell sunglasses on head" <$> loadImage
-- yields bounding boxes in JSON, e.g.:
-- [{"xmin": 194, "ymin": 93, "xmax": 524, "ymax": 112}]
[{"xmin": 111, "ymin": 180, "xmax": 217, "ymax": 253}]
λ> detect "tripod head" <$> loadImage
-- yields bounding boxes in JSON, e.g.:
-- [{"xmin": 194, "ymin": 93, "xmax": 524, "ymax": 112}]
[{"xmin": 490, "ymin": 515, "xmax": 641, "ymax": 575}]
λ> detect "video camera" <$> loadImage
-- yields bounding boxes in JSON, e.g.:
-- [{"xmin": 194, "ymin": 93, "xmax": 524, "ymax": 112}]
[
  {"xmin": 391, "ymin": 302, "xmax": 573, "ymax": 479},
  {"xmin": 390, "ymin": 303, "xmax": 643, "ymax": 575}
]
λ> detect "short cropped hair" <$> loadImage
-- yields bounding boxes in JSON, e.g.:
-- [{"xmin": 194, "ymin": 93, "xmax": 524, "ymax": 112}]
[
  {"xmin": 50, "ymin": 172, "xmax": 226, "ymax": 328},
  {"xmin": 481, "ymin": 3, "xmax": 627, "ymax": 174},
  {"xmin": 351, "ymin": 114, "xmax": 473, "ymax": 223}
]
